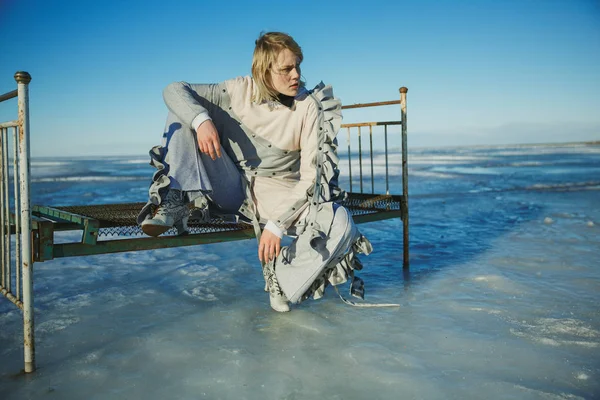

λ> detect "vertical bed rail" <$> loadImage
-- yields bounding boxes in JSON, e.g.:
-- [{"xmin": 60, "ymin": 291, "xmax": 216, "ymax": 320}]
[
  {"xmin": 340, "ymin": 88, "xmax": 409, "ymax": 267},
  {"xmin": 400, "ymin": 87, "xmax": 409, "ymax": 268},
  {"xmin": 0, "ymin": 71, "xmax": 35, "ymax": 373}
]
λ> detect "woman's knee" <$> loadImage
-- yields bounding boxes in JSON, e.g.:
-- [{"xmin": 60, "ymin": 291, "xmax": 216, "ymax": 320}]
[{"xmin": 162, "ymin": 113, "xmax": 196, "ymax": 150}]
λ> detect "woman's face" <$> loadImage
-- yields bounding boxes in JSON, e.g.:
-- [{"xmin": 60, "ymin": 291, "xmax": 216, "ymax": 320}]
[{"xmin": 270, "ymin": 48, "xmax": 301, "ymax": 97}]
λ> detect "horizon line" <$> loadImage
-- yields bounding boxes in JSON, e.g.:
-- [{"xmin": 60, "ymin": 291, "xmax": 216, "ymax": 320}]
[{"xmin": 28, "ymin": 139, "xmax": 600, "ymax": 159}]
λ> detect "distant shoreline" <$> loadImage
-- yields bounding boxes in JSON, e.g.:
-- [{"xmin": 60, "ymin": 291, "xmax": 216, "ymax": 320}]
[
  {"xmin": 30, "ymin": 140, "xmax": 600, "ymax": 159},
  {"xmin": 409, "ymin": 140, "xmax": 600, "ymax": 151}
]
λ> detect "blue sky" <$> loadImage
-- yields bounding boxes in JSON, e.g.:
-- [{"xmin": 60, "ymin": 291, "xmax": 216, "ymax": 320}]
[{"xmin": 1, "ymin": 0, "xmax": 599, "ymax": 156}]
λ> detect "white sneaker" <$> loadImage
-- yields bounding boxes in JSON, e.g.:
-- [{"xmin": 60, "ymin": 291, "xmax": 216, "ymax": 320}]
[
  {"xmin": 269, "ymin": 292, "xmax": 290, "ymax": 312},
  {"xmin": 141, "ymin": 189, "xmax": 190, "ymax": 237}
]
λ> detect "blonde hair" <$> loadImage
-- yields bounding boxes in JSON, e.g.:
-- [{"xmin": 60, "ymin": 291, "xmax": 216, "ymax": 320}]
[{"xmin": 251, "ymin": 31, "xmax": 304, "ymax": 104}]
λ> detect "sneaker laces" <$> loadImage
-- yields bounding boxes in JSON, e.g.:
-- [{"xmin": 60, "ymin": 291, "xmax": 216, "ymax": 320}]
[{"xmin": 155, "ymin": 190, "xmax": 186, "ymax": 217}]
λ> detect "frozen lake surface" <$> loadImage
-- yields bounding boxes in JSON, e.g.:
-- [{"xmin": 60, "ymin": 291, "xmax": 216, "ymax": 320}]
[{"xmin": 1, "ymin": 143, "xmax": 599, "ymax": 399}]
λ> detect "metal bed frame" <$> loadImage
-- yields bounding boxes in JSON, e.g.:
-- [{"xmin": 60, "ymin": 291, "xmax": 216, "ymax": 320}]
[{"xmin": 1, "ymin": 71, "xmax": 408, "ymax": 373}]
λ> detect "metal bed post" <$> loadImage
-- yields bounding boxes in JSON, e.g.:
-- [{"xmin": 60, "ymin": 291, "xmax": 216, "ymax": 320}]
[
  {"xmin": 346, "ymin": 127, "xmax": 352, "ymax": 192},
  {"xmin": 0, "ymin": 128, "xmax": 5, "ymax": 290},
  {"xmin": 384, "ymin": 125, "xmax": 389, "ymax": 195},
  {"xmin": 369, "ymin": 125, "xmax": 374, "ymax": 194},
  {"xmin": 2, "ymin": 127, "xmax": 10, "ymax": 292},
  {"xmin": 13, "ymin": 126, "xmax": 22, "ymax": 301},
  {"xmin": 400, "ymin": 87, "xmax": 409, "ymax": 268},
  {"xmin": 358, "ymin": 126, "xmax": 363, "ymax": 193},
  {"xmin": 16, "ymin": 71, "xmax": 35, "ymax": 373}
]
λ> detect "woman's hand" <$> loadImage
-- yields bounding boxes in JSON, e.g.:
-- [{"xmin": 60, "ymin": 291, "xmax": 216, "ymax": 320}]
[
  {"xmin": 258, "ymin": 230, "xmax": 281, "ymax": 263},
  {"xmin": 196, "ymin": 120, "xmax": 222, "ymax": 160}
]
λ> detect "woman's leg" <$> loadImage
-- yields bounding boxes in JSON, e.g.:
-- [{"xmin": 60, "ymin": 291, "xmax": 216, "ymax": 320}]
[
  {"xmin": 275, "ymin": 204, "xmax": 360, "ymax": 303},
  {"xmin": 162, "ymin": 112, "xmax": 245, "ymax": 210},
  {"xmin": 140, "ymin": 112, "xmax": 245, "ymax": 235},
  {"xmin": 160, "ymin": 112, "xmax": 212, "ymax": 198}
]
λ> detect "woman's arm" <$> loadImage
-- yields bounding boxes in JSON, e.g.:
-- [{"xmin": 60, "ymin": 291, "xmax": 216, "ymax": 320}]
[
  {"xmin": 162, "ymin": 82, "xmax": 226, "ymax": 126},
  {"xmin": 258, "ymin": 229, "xmax": 281, "ymax": 263},
  {"xmin": 163, "ymin": 81, "xmax": 225, "ymax": 159}
]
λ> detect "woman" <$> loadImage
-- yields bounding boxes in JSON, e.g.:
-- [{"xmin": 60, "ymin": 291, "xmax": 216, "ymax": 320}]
[{"xmin": 138, "ymin": 32, "xmax": 372, "ymax": 312}]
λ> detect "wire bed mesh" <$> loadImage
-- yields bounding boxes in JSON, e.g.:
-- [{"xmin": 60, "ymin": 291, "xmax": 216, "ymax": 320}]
[
  {"xmin": 48, "ymin": 193, "xmax": 401, "ymax": 238},
  {"xmin": 52, "ymin": 203, "xmax": 251, "ymax": 237}
]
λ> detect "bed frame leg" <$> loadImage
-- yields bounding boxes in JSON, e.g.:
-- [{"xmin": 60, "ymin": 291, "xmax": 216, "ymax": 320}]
[
  {"xmin": 400, "ymin": 87, "xmax": 409, "ymax": 269},
  {"xmin": 16, "ymin": 71, "xmax": 35, "ymax": 373}
]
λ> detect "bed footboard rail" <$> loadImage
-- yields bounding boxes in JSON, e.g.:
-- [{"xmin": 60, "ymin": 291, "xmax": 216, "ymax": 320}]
[
  {"xmin": 341, "ymin": 87, "xmax": 408, "ymax": 267},
  {"xmin": 0, "ymin": 71, "xmax": 35, "ymax": 373}
]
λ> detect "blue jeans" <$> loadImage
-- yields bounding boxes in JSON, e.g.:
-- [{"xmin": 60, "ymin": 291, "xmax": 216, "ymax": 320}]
[{"xmin": 161, "ymin": 111, "xmax": 245, "ymax": 213}]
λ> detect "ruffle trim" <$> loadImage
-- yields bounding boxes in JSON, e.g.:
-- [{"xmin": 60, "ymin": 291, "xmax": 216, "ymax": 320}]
[
  {"xmin": 300, "ymin": 234, "xmax": 373, "ymax": 302},
  {"xmin": 311, "ymin": 82, "xmax": 346, "ymax": 204},
  {"xmin": 305, "ymin": 83, "xmax": 347, "ymax": 247},
  {"xmin": 136, "ymin": 145, "xmax": 171, "ymax": 225}
]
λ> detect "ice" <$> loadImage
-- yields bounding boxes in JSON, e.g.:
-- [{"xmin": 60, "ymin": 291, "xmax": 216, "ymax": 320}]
[
  {"xmin": 509, "ymin": 318, "xmax": 599, "ymax": 348},
  {"xmin": 33, "ymin": 176, "xmax": 144, "ymax": 182},
  {"xmin": 30, "ymin": 161, "xmax": 71, "ymax": 167},
  {"xmin": 1, "ymin": 143, "xmax": 599, "ymax": 399}
]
